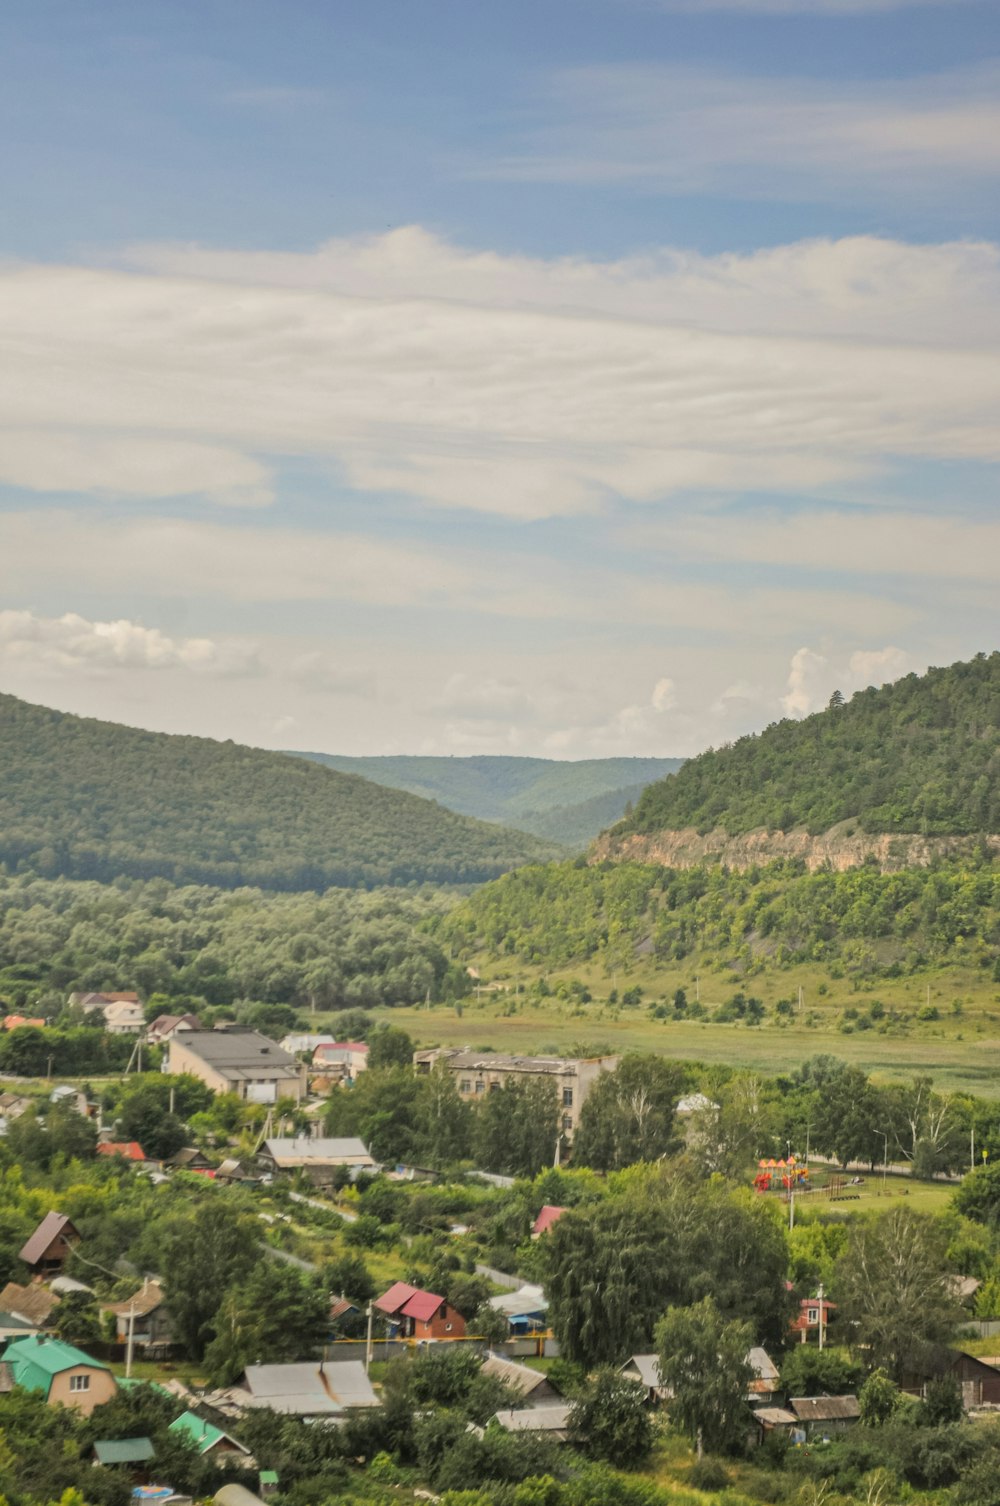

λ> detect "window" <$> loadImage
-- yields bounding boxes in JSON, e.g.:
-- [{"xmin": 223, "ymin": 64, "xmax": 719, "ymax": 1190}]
[
  {"xmin": 807, "ymin": 1308, "xmax": 818, "ymax": 1324},
  {"xmin": 562, "ymin": 1088, "xmax": 573, "ymax": 1106},
  {"xmin": 445, "ymin": 1322, "xmax": 453, "ymax": 1332},
  {"xmin": 562, "ymin": 1115, "xmax": 573, "ymax": 1132},
  {"xmin": 474, "ymin": 1081, "xmax": 485, "ymax": 1094},
  {"xmin": 459, "ymin": 1080, "xmax": 472, "ymax": 1094},
  {"xmin": 489, "ymin": 1081, "xmax": 501, "ymax": 1092},
  {"xmin": 69, "ymin": 1374, "xmax": 90, "ymax": 1393}
]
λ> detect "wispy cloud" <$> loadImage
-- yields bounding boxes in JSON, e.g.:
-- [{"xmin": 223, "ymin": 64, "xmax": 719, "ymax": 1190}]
[
  {"xmin": 1, "ymin": 229, "xmax": 998, "ymax": 525},
  {"xmin": 485, "ymin": 61, "xmax": 1000, "ymax": 199}
]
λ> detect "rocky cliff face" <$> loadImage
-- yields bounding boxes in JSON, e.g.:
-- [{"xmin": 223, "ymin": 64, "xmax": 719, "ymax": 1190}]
[{"xmin": 591, "ymin": 822, "xmax": 1000, "ymax": 873}]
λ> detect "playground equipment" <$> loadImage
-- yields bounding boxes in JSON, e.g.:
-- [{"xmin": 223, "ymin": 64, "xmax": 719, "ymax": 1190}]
[{"xmin": 753, "ymin": 1156, "xmax": 810, "ymax": 1194}]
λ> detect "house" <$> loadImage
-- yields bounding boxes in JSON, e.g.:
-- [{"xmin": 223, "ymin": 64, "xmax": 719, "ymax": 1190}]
[
  {"xmin": 312, "ymin": 1042, "xmax": 369, "ymax": 1080},
  {"xmin": 748, "ymin": 1347, "xmax": 781, "ymax": 1400},
  {"xmin": 259, "ymin": 1137, "xmax": 377, "ymax": 1187},
  {"xmin": 0, "ymin": 1092, "xmax": 33, "ymax": 1120},
  {"xmin": 105, "ymin": 1279, "xmax": 173, "ymax": 1348},
  {"xmin": 492, "ymin": 1404, "xmax": 573, "ymax": 1441},
  {"xmin": 166, "ymin": 1027, "xmax": 307, "ymax": 1104},
  {"xmin": 97, "ymin": 1141, "xmax": 147, "ymax": 1163},
  {"xmin": 0, "ymin": 1310, "xmax": 42, "ymax": 1344},
  {"xmin": 375, "ymin": 1282, "xmax": 466, "ymax": 1340},
  {"xmin": 904, "ymin": 1349, "xmax": 1000, "ymax": 1409},
  {"xmin": 3, "ymin": 1335, "xmax": 117, "ymax": 1416},
  {"xmin": 240, "ymin": 1360, "xmax": 380, "ymax": 1418},
  {"xmin": 165, "ymin": 1147, "xmax": 214, "ymax": 1171},
  {"xmin": 620, "ymin": 1354, "xmax": 671, "ymax": 1405},
  {"xmin": 753, "ymin": 1406, "xmax": 800, "ymax": 1440},
  {"xmin": 50, "ymin": 1085, "xmax": 89, "ymax": 1114},
  {"xmin": 279, "ymin": 1033, "xmax": 335, "ymax": 1057},
  {"xmin": 217, "ymin": 1157, "xmax": 254, "ymax": 1184},
  {"xmin": 531, "ymin": 1205, "xmax": 567, "ymax": 1238},
  {"xmin": 487, "ymin": 1283, "xmax": 548, "ymax": 1336},
  {"xmin": 3, "ymin": 1015, "xmax": 45, "ymax": 1031},
  {"xmin": 147, "ymin": 1014, "xmax": 201, "ymax": 1047},
  {"xmin": 413, "ymin": 1049, "xmax": 619, "ymax": 1141},
  {"xmin": 69, "ymin": 991, "xmax": 141, "ymax": 1013},
  {"xmin": 790, "ymin": 1296, "xmax": 836, "ymax": 1344},
  {"xmin": 19, "ymin": 1211, "xmax": 80, "ymax": 1277},
  {"xmin": 789, "ymin": 1396, "xmax": 860, "ymax": 1436},
  {"xmin": 0, "ymin": 1282, "xmax": 59, "ymax": 1327},
  {"xmin": 481, "ymin": 1353, "xmax": 563, "ymax": 1406},
  {"xmin": 103, "ymin": 999, "xmax": 146, "ymax": 1035},
  {"xmin": 169, "ymin": 1410, "xmax": 251, "ymax": 1460}
]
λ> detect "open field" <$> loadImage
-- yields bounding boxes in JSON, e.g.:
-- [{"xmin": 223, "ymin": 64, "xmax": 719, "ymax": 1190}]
[{"xmin": 372, "ymin": 955, "xmax": 1000, "ymax": 1098}]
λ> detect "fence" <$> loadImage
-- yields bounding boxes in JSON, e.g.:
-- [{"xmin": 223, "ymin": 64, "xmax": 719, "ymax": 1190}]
[
  {"xmin": 323, "ymin": 1334, "xmax": 560, "ymax": 1363},
  {"xmin": 474, "ymin": 1263, "xmax": 522, "ymax": 1291}
]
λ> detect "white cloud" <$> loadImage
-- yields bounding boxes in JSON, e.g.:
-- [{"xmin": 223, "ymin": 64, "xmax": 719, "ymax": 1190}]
[
  {"xmin": 287, "ymin": 652, "xmax": 376, "ymax": 698},
  {"xmin": 651, "ymin": 677, "xmax": 677, "ymax": 712},
  {"xmin": 781, "ymin": 643, "xmax": 912, "ymax": 716},
  {"xmin": 433, "ymin": 673, "xmax": 537, "ymax": 721},
  {"xmin": 0, "ymin": 229, "xmax": 997, "ymax": 526},
  {"xmin": 0, "ymin": 610, "xmax": 260, "ymax": 677},
  {"xmin": 489, "ymin": 61, "xmax": 1000, "ymax": 198}
]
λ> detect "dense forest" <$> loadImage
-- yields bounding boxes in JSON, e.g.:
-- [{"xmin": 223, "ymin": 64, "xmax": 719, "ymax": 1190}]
[
  {"xmin": 615, "ymin": 652, "xmax": 1000, "ymax": 840},
  {"xmin": 0, "ymin": 693, "xmax": 557, "ymax": 890},
  {"xmin": 291, "ymin": 751, "xmax": 683, "ymax": 846},
  {"xmin": 441, "ymin": 856, "xmax": 1000, "ymax": 981},
  {"xmin": 0, "ymin": 870, "xmax": 463, "ymax": 1012}
]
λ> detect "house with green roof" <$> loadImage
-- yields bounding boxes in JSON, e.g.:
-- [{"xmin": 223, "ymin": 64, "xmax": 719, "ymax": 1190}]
[
  {"xmin": 169, "ymin": 1409, "xmax": 250, "ymax": 1462},
  {"xmin": 4, "ymin": 1334, "xmax": 117, "ymax": 1415}
]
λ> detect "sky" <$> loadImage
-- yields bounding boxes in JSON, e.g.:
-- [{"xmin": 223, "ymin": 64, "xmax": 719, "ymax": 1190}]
[{"xmin": 1, "ymin": 0, "xmax": 998, "ymax": 759}]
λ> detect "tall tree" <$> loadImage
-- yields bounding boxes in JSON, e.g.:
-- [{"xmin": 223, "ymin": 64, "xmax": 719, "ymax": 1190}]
[
  {"xmin": 472, "ymin": 1077, "xmax": 559, "ymax": 1178},
  {"xmin": 835, "ymin": 1207, "xmax": 963, "ymax": 1380},
  {"xmin": 203, "ymin": 1262, "xmax": 329, "ymax": 1385},
  {"xmin": 572, "ymin": 1055, "xmax": 684, "ymax": 1171},
  {"xmin": 163, "ymin": 1202, "xmax": 261, "ymax": 1359},
  {"xmin": 656, "ymin": 1296, "xmax": 753, "ymax": 1457}
]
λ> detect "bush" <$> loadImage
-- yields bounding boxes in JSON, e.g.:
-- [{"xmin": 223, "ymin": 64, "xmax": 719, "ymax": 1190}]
[{"xmin": 688, "ymin": 1458, "xmax": 729, "ymax": 1491}]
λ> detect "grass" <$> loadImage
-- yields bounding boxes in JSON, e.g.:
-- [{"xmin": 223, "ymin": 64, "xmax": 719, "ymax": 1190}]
[{"xmin": 368, "ymin": 955, "xmax": 1000, "ymax": 1098}]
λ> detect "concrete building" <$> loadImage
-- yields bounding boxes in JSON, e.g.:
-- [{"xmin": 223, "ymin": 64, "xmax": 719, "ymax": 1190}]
[
  {"xmin": 413, "ymin": 1049, "xmax": 619, "ymax": 1139},
  {"xmin": 165, "ymin": 1027, "xmax": 307, "ymax": 1103}
]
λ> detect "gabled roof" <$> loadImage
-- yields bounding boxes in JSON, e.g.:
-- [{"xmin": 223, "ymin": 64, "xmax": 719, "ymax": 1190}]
[
  {"xmin": 375, "ymin": 1281, "xmax": 447, "ymax": 1323},
  {"xmin": 106, "ymin": 1279, "xmax": 166, "ymax": 1319},
  {"xmin": 492, "ymin": 1404, "xmax": 573, "ymax": 1435},
  {"xmin": 481, "ymin": 1353, "xmax": 561, "ymax": 1399},
  {"xmin": 19, "ymin": 1211, "xmax": 78, "ymax": 1266},
  {"xmin": 169, "ymin": 1410, "xmax": 248, "ymax": 1454},
  {"xmin": 621, "ymin": 1354, "xmax": 667, "ymax": 1391},
  {"xmin": 5, "ymin": 1335, "xmax": 111, "ymax": 1395},
  {"xmin": 0, "ymin": 1282, "xmax": 59, "ymax": 1325},
  {"xmin": 97, "ymin": 1141, "xmax": 146, "ymax": 1161},
  {"xmin": 488, "ymin": 1282, "xmax": 548, "ymax": 1320},
  {"xmin": 748, "ymin": 1347, "xmax": 780, "ymax": 1384},
  {"xmin": 790, "ymin": 1395, "xmax": 860, "ymax": 1423},
  {"xmin": 243, "ymin": 1360, "xmax": 379, "ymax": 1414},
  {"xmin": 263, "ymin": 1137, "xmax": 375, "ymax": 1167},
  {"xmin": 532, "ymin": 1205, "xmax": 567, "ymax": 1236}
]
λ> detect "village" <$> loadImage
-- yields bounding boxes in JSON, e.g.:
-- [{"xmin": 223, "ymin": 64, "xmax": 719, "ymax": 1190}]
[{"xmin": 3, "ymin": 993, "xmax": 1000, "ymax": 1506}]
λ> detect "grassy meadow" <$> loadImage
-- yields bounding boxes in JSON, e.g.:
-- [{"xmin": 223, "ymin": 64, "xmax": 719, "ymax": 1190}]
[{"xmin": 371, "ymin": 954, "xmax": 1000, "ymax": 1098}]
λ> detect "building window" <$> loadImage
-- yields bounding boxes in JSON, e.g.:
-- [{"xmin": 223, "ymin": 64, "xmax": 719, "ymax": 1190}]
[
  {"xmin": 562, "ymin": 1115, "xmax": 573, "ymax": 1132},
  {"xmin": 474, "ymin": 1081, "xmax": 485, "ymax": 1094},
  {"xmin": 807, "ymin": 1308, "xmax": 818, "ymax": 1324},
  {"xmin": 562, "ymin": 1088, "xmax": 573, "ymax": 1106},
  {"xmin": 445, "ymin": 1323, "xmax": 453, "ymax": 1332},
  {"xmin": 459, "ymin": 1080, "xmax": 472, "ymax": 1094},
  {"xmin": 69, "ymin": 1374, "xmax": 90, "ymax": 1393},
  {"xmin": 489, "ymin": 1081, "xmax": 501, "ymax": 1092}
]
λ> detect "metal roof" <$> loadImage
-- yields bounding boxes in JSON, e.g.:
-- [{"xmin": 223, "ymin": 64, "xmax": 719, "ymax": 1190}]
[
  {"xmin": 19, "ymin": 1211, "xmax": 77, "ymax": 1267},
  {"xmin": 263, "ymin": 1137, "xmax": 374, "ymax": 1166},
  {"xmin": 243, "ymin": 1361, "xmax": 378, "ymax": 1414},
  {"xmin": 492, "ymin": 1404, "xmax": 573, "ymax": 1434},
  {"xmin": 790, "ymin": 1395, "xmax": 861, "ymax": 1423},
  {"xmin": 481, "ymin": 1353, "xmax": 560, "ymax": 1399},
  {"xmin": 621, "ymin": 1355, "xmax": 667, "ymax": 1391},
  {"xmin": 171, "ymin": 1030, "xmax": 301, "ymax": 1080},
  {"xmin": 169, "ymin": 1410, "xmax": 247, "ymax": 1454},
  {"xmin": 5, "ymin": 1335, "xmax": 110, "ymax": 1395},
  {"xmin": 94, "ymin": 1437, "xmax": 155, "ymax": 1465}
]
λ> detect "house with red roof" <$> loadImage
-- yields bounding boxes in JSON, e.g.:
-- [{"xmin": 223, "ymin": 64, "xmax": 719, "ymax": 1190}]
[
  {"xmin": 790, "ymin": 1295, "xmax": 837, "ymax": 1344},
  {"xmin": 96, "ymin": 1141, "xmax": 147, "ymax": 1163},
  {"xmin": 531, "ymin": 1205, "xmax": 568, "ymax": 1238},
  {"xmin": 374, "ymin": 1282, "xmax": 466, "ymax": 1340},
  {"xmin": 3, "ymin": 1015, "xmax": 45, "ymax": 1031}
]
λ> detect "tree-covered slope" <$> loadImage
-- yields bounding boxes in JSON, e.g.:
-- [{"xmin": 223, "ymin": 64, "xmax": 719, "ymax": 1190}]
[
  {"xmin": 616, "ymin": 652, "xmax": 1000, "ymax": 841},
  {"xmin": 0, "ymin": 694, "xmax": 559, "ymax": 890},
  {"xmin": 288, "ymin": 753, "xmax": 683, "ymax": 844}
]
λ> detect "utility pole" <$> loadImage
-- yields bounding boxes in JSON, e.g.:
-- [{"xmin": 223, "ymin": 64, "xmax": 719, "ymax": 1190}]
[
  {"xmin": 125, "ymin": 1301, "xmax": 136, "ymax": 1379},
  {"xmin": 971, "ymin": 1125, "xmax": 976, "ymax": 1174},
  {"xmin": 879, "ymin": 1129, "xmax": 888, "ymax": 1194},
  {"xmin": 788, "ymin": 1180, "xmax": 795, "ymax": 1231},
  {"xmin": 817, "ymin": 1284, "xmax": 825, "ymax": 1351},
  {"xmin": 365, "ymin": 1304, "xmax": 374, "ymax": 1374},
  {"xmin": 169, "ymin": 1085, "xmax": 175, "ymax": 1117}
]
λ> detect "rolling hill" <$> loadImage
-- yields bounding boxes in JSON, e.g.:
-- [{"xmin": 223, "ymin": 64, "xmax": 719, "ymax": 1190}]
[
  {"xmin": 0, "ymin": 694, "xmax": 560, "ymax": 890},
  {"xmin": 287, "ymin": 753, "xmax": 683, "ymax": 847},
  {"xmin": 599, "ymin": 652, "xmax": 1000, "ymax": 870}
]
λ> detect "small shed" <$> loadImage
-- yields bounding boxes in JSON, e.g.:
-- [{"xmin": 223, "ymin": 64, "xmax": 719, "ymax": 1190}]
[
  {"xmin": 620, "ymin": 1354, "xmax": 671, "ymax": 1404},
  {"xmin": 492, "ymin": 1404, "xmax": 573, "ymax": 1441},
  {"xmin": 93, "ymin": 1436, "xmax": 155, "ymax": 1467},
  {"xmin": 480, "ymin": 1353, "xmax": 563, "ymax": 1406},
  {"xmin": 19, "ymin": 1212, "xmax": 80, "ymax": 1276},
  {"xmin": 789, "ymin": 1396, "xmax": 860, "ymax": 1437}
]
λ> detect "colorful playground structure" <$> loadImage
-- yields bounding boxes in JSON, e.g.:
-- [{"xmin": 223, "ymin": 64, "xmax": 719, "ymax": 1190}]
[{"xmin": 753, "ymin": 1156, "xmax": 810, "ymax": 1193}]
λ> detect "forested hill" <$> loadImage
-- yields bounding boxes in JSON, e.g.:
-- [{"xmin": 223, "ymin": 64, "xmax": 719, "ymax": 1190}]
[
  {"xmin": 611, "ymin": 652, "xmax": 1000, "ymax": 846},
  {"xmin": 287, "ymin": 753, "xmax": 683, "ymax": 847},
  {"xmin": 0, "ymin": 694, "xmax": 559, "ymax": 890}
]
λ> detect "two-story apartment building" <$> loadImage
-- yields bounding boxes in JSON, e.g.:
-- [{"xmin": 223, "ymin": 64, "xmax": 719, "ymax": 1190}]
[{"xmin": 413, "ymin": 1049, "xmax": 619, "ymax": 1140}]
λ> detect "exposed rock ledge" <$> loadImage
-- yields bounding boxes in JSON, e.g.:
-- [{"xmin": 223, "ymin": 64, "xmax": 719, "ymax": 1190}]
[{"xmin": 591, "ymin": 823, "xmax": 1000, "ymax": 874}]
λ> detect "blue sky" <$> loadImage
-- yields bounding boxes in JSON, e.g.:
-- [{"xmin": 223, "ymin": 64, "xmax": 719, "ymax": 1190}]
[{"xmin": 0, "ymin": 0, "xmax": 998, "ymax": 757}]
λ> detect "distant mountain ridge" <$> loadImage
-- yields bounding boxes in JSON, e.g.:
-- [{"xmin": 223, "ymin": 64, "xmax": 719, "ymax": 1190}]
[
  {"xmin": 286, "ymin": 753, "xmax": 684, "ymax": 847},
  {"xmin": 599, "ymin": 651, "xmax": 1000, "ymax": 870},
  {"xmin": 0, "ymin": 694, "xmax": 559, "ymax": 891}
]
